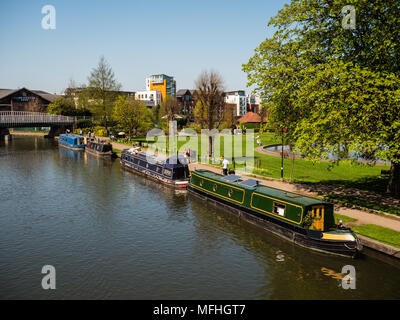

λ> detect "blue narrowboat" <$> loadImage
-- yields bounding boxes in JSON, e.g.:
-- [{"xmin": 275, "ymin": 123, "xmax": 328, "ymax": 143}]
[
  {"xmin": 58, "ymin": 134, "xmax": 86, "ymax": 151},
  {"xmin": 121, "ymin": 148, "xmax": 190, "ymax": 189}
]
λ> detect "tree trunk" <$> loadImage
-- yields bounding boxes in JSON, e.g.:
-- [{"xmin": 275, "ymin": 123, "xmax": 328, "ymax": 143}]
[
  {"xmin": 387, "ymin": 162, "xmax": 400, "ymax": 198},
  {"xmin": 208, "ymin": 135, "xmax": 213, "ymax": 159}
]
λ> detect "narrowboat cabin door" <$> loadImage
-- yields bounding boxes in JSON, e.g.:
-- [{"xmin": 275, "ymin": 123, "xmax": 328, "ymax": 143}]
[{"xmin": 311, "ymin": 205, "xmax": 324, "ymax": 231}]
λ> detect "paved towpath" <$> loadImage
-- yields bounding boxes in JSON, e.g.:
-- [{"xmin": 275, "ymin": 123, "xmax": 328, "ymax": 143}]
[{"xmin": 105, "ymin": 138, "xmax": 400, "ymax": 232}]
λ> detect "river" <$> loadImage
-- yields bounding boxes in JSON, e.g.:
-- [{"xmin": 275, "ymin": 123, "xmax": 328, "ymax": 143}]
[{"xmin": 0, "ymin": 136, "xmax": 399, "ymax": 299}]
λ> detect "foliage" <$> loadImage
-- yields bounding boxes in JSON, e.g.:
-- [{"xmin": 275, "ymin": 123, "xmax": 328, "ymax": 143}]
[
  {"xmin": 243, "ymin": 0, "xmax": 400, "ymax": 196},
  {"xmin": 160, "ymin": 95, "xmax": 180, "ymax": 123},
  {"xmin": 87, "ymin": 56, "xmax": 121, "ymax": 131},
  {"xmin": 47, "ymin": 97, "xmax": 76, "ymax": 115},
  {"xmin": 94, "ymin": 126, "xmax": 108, "ymax": 137},
  {"xmin": 112, "ymin": 96, "xmax": 152, "ymax": 137},
  {"xmin": 75, "ymin": 119, "xmax": 94, "ymax": 129},
  {"xmin": 194, "ymin": 70, "xmax": 226, "ymax": 157}
]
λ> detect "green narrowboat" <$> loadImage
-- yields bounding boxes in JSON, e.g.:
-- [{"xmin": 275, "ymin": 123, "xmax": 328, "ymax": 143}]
[{"xmin": 188, "ymin": 169, "xmax": 362, "ymax": 258}]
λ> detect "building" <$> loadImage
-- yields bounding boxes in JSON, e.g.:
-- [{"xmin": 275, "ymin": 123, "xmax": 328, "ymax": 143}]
[
  {"xmin": 176, "ymin": 89, "xmax": 196, "ymax": 120},
  {"xmin": 65, "ymin": 87, "xmax": 136, "ymax": 107},
  {"xmin": 135, "ymin": 90, "xmax": 162, "ymax": 108},
  {"xmin": 247, "ymin": 94, "xmax": 262, "ymax": 113},
  {"xmin": 0, "ymin": 88, "xmax": 61, "ymax": 112},
  {"xmin": 224, "ymin": 90, "xmax": 247, "ymax": 116},
  {"xmin": 237, "ymin": 111, "xmax": 263, "ymax": 131},
  {"xmin": 146, "ymin": 74, "xmax": 176, "ymax": 101}
]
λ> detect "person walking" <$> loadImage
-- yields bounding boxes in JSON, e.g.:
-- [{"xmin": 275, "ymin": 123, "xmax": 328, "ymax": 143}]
[{"xmin": 222, "ymin": 156, "xmax": 229, "ymax": 176}]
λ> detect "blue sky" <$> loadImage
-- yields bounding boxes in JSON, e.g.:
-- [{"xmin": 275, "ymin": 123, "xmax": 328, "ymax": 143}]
[{"xmin": 0, "ymin": 0, "xmax": 287, "ymax": 94}]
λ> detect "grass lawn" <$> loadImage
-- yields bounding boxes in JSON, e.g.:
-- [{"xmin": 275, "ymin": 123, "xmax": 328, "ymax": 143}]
[
  {"xmin": 334, "ymin": 214, "xmax": 357, "ymax": 224},
  {"xmin": 352, "ymin": 225, "xmax": 400, "ymax": 249},
  {"xmin": 116, "ymin": 132, "xmax": 391, "ymax": 192},
  {"xmin": 113, "ymin": 148, "xmax": 122, "ymax": 156}
]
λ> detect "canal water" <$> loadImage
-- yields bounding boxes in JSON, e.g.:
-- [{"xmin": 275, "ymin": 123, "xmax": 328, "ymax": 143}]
[{"xmin": 1, "ymin": 136, "xmax": 399, "ymax": 299}]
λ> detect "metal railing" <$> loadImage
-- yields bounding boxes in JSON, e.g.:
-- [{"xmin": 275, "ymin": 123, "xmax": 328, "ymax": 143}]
[{"xmin": 0, "ymin": 111, "xmax": 74, "ymax": 127}]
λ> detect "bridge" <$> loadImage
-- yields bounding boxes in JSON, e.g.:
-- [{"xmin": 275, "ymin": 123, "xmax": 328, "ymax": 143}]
[{"xmin": 0, "ymin": 111, "xmax": 75, "ymax": 138}]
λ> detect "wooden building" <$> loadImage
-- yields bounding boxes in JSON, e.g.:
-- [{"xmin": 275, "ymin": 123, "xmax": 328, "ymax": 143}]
[{"xmin": 0, "ymin": 88, "xmax": 60, "ymax": 112}]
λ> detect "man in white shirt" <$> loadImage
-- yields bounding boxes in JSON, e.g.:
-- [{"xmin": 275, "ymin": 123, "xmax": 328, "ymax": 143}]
[{"xmin": 222, "ymin": 156, "xmax": 229, "ymax": 176}]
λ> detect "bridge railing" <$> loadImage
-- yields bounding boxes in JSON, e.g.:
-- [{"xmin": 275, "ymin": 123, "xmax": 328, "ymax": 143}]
[{"xmin": 0, "ymin": 111, "xmax": 74, "ymax": 125}]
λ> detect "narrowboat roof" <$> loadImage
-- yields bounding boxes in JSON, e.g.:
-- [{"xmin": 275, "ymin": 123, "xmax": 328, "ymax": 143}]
[
  {"xmin": 60, "ymin": 134, "xmax": 84, "ymax": 139},
  {"xmin": 193, "ymin": 169, "xmax": 326, "ymax": 207},
  {"xmin": 122, "ymin": 150, "xmax": 189, "ymax": 168}
]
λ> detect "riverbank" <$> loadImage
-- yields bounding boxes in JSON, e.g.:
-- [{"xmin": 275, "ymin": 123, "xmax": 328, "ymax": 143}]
[
  {"xmin": 188, "ymin": 162, "xmax": 400, "ymax": 259},
  {"xmin": 10, "ymin": 131, "xmax": 48, "ymax": 136},
  {"xmin": 69, "ymin": 136, "xmax": 400, "ymax": 260}
]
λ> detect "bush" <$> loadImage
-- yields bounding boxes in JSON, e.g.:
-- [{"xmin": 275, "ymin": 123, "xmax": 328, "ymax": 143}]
[
  {"xmin": 76, "ymin": 119, "xmax": 93, "ymax": 129},
  {"xmin": 94, "ymin": 126, "xmax": 108, "ymax": 137}
]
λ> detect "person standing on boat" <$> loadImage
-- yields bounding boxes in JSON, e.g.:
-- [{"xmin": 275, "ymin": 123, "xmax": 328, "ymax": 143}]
[{"xmin": 222, "ymin": 156, "xmax": 229, "ymax": 176}]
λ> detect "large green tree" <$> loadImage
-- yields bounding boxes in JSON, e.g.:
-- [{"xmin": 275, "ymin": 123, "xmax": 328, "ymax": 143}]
[
  {"xmin": 113, "ymin": 96, "xmax": 151, "ymax": 137},
  {"xmin": 243, "ymin": 0, "xmax": 400, "ymax": 196},
  {"xmin": 87, "ymin": 56, "xmax": 121, "ymax": 133}
]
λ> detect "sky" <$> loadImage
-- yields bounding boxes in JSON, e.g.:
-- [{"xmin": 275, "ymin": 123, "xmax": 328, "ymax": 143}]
[{"xmin": 0, "ymin": 0, "xmax": 288, "ymax": 94}]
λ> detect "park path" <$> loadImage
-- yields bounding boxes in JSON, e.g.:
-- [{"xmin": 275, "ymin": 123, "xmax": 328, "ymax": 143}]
[
  {"xmin": 255, "ymin": 145, "xmax": 400, "ymax": 209},
  {"xmin": 104, "ymin": 138, "xmax": 400, "ymax": 231}
]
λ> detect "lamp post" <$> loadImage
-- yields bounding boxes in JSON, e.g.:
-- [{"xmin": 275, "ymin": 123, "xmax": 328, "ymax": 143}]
[{"xmin": 281, "ymin": 127, "xmax": 287, "ymax": 180}]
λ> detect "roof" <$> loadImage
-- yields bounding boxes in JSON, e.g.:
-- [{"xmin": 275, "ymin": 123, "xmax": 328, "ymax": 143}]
[
  {"xmin": 0, "ymin": 88, "xmax": 61, "ymax": 102},
  {"xmin": 176, "ymin": 89, "xmax": 191, "ymax": 97},
  {"xmin": 238, "ymin": 112, "xmax": 261, "ymax": 123},
  {"xmin": 193, "ymin": 169, "xmax": 325, "ymax": 207}
]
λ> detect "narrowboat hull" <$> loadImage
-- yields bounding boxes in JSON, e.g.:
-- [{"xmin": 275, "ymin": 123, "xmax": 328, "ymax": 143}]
[
  {"xmin": 58, "ymin": 142, "xmax": 85, "ymax": 151},
  {"xmin": 188, "ymin": 184, "xmax": 360, "ymax": 258},
  {"xmin": 121, "ymin": 159, "xmax": 188, "ymax": 189},
  {"xmin": 85, "ymin": 146, "xmax": 114, "ymax": 158}
]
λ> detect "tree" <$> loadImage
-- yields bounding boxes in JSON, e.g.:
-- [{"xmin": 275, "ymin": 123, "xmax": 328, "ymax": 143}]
[
  {"xmin": 87, "ymin": 56, "xmax": 121, "ymax": 133},
  {"xmin": 113, "ymin": 96, "xmax": 151, "ymax": 137},
  {"xmin": 194, "ymin": 70, "xmax": 226, "ymax": 157},
  {"xmin": 47, "ymin": 97, "xmax": 76, "ymax": 116},
  {"xmin": 160, "ymin": 95, "xmax": 180, "ymax": 123},
  {"xmin": 243, "ymin": 0, "xmax": 400, "ymax": 196}
]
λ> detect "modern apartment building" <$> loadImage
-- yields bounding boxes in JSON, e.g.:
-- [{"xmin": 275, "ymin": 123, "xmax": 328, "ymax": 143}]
[
  {"xmin": 224, "ymin": 90, "xmax": 247, "ymax": 116},
  {"xmin": 135, "ymin": 90, "xmax": 162, "ymax": 108},
  {"xmin": 146, "ymin": 74, "xmax": 176, "ymax": 101}
]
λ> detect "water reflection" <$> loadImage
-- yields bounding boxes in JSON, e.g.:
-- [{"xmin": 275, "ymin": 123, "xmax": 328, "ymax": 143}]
[
  {"xmin": 0, "ymin": 136, "xmax": 399, "ymax": 300},
  {"xmin": 188, "ymin": 193, "xmax": 400, "ymax": 299}
]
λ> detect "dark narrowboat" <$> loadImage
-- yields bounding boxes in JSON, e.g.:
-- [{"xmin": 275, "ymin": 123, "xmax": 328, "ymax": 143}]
[
  {"xmin": 85, "ymin": 139, "xmax": 115, "ymax": 158},
  {"xmin": 188, "ymin": 169, "xmax": 362, "ymax": 258},
  {"xmin": 58, "ymin": 134, "xmax": 85, "ymax": 151},
  {"xmin": 120, "ymin": 148, "xmax": 190, "ymax": 189}
]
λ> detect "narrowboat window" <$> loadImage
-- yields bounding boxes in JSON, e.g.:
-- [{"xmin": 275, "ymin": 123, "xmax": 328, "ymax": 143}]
[
  {"xmin": 213, "ymin": 184, "xmax": 217, "ymax": 192},
  {"xmin": 200, "ymin": 179, "xmax": 204, "ymax": 187},
  {"xmin": 163, "ymin": 169, "xmax": 172, "ymax": 177},
  {"xmin": 273, "ymin": 202, "xmax": 286, "ymax": 216},
  {"xmin": 228, "ymin": 189, "xmax": 233, "ymax": 197}
]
